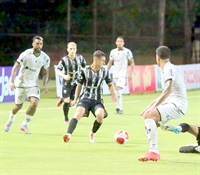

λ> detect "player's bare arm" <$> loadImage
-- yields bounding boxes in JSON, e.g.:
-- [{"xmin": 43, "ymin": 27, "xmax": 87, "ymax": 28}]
[
  {"xmin": 141, "ymin": 80, "xmax": 173, "ymax": 116},
  {"xmin": 56, "ymin": 69, "xmax": 71, "ymax": 81},
  {"xmin": 70, "ymin": 83, "xmax": 82, "ymax": 106},
  {"xmin": 107, "ymin": 60, "xmax": 113, "ymax": 71},
  {"xmin": 128, "ymin": 59, "xmax": 135, "ymax": 81},
  {"xmin": 10, "ymin": 62, "xmax": 21, "ymax": 90},
  {"xmin": 42, "ymin": 68, "xmax": 49, "ymax": 93},
  {"xmin": 107, "ymin": 83, "xmax": 117, "ymax": 103}
]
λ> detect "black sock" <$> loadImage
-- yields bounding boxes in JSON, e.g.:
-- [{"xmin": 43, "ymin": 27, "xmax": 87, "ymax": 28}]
[
  {"xmin": 67, "ymin": 118, "xmax": 78, "ymax": 134},
  {"xmin": 197, "ymin": 127, "xmax": 200, "ymax": 145},
  {"xmin": 92, "ymin": 120, "xmax": 102, "ymax": 133},
  {"xmin": 179, "ymin": 123, "xmax": 190, "ymax": 132},
  {"xmin": 63, "ymin": 103, "xmax": 70, "ymax": 121}
]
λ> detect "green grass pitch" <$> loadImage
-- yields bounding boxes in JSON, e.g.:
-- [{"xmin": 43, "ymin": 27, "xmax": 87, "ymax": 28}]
[{"xmin": 0, "ymin": 86, "xmax": 199, "ymax": 175}]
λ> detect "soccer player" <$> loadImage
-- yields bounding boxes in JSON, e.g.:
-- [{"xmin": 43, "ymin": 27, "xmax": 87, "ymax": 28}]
[
  {"xmin": 107, "ymin": 36, "xmax": 134, "ymax": 114},
  {"xmin": 56, "ymin": 42, "xmax": 86, "ymax": 124},
  {"xmin": 63, "ymin": 50, "xmax": 117, "ymax": 143},
  {"xmin": 162, "ymin": 123, "xmax": 200, "ymax": 153},
  {"xmin": 138, "ymin": 46, "xmax": 188, "ymax": 161},
  {"xmin": 4, "ymin": 36, "xmax": 50, "ymax": 134}
]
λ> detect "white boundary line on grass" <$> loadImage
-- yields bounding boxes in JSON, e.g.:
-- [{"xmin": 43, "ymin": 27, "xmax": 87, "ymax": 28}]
[{"xmin": 0, "ymin": 95, "xmax": 199, "ymax": 114}]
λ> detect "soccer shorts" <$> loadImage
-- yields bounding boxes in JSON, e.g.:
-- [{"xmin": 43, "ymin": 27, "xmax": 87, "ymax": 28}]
[
  {"xmin": 62, "ymin": 83, "xmax": 77, "ymax": 100},
  {"xmin": 113, "ymin": 77, "xmax": 126, "ymax": 89},
  {"xmin": 15, "ymin": 87, "xmax": 40, "ymax": 104},
  {"xmin": 157, "ymin": 102, "xmax": 185, "ymax": 125},
  {"xmin": 77, "ymin": 98, "xmax": 107, "ymax": 117}
]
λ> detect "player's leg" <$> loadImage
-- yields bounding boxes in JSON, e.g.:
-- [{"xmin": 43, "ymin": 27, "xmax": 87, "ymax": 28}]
[
  {"xmin": 138, "ymin": 108, "xmax": 161, "ymax": 162},
  {"xmin": 63, "ymin": 99, "xmax": 88, "ymax": 142},
  {"xmin": 89, "ymin": 102, "xmax": 105, "ymax": 142},
  {"xmin": 4, "ymin": 88, "xmax": 25, "ymax": 132},
  {"xmin": 113, "ymin": 78, "xmax": 124, "ymax": 114},
  {"xmin": 20, "ymin": 87, "xmax": 40, "ymax": 134},
  {"xmin": 62, "ymin": 84, "xmax": 73, "ymax": 124}
]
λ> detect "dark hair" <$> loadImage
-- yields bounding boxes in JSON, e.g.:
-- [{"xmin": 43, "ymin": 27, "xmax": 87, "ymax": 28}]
[
  {"xmin": 156, "ymin": 46, "xmax": 171, "ymax": 59},
  {"xmin": 33, "ymin": 36, "xmax": 43, "ymax": 42},
  {"xmin": 93, "ymin": 50, "xmax": 106, "ymax": 58}
]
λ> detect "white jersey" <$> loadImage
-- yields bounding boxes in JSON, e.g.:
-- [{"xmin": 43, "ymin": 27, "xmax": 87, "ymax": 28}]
[
  {"xmin": 16, "ymin": 48, "xmax": 50, "ymax": 88},
  {"xmin": 109, "ymin": 47, "xmax": 133, "ymax": 78},
  {"xmin": 161, "ymin": 62, "xmax": 188, "ymax": 114}
]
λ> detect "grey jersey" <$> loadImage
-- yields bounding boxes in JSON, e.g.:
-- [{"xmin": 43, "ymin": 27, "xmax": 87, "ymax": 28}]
[
  {"xmin": 57, "ymin": 54, "xmax": 86, "ymax": 85},
  {"xmin": 77, "ymin": 66, "xmax": 112, "ymax": 101}
]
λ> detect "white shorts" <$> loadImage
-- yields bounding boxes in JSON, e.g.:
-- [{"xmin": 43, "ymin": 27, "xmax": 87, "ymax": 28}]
[
  {"xmin": 157, "ymin": 103, "xmax": 184, "ymax": 125},
  {"xmin": 113, "ymin": 77, "xmax": 126, "ymax": 89},
  {"xmin": 15, "ymin": 87, "xmax": 40, "ymax": 104}
]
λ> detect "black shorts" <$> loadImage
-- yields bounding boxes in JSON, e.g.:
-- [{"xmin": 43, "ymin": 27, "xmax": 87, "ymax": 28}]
[
  {"xmin": 77, "ymin": 98, "xmax": 106, "ymax": 117},
  {"xmin": 62, "ymin": 83, "xmax": 77, "ymax": 100}
]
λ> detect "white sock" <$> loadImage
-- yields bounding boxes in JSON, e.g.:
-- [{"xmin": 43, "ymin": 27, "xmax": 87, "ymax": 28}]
[
  {"xmin": 116, "ymin": 90, "xmax": 122, "ymax": 110},
  {"xmin": 9, "ymin": 111, "xmax": 16, "ymax": 122},
  {"xmin": 145, "ymin": 118, "xmax": 159, "ymax": 154},
  {"xmin": 22, "ymin": 115, "xmax": 32, "ymax": 126}
]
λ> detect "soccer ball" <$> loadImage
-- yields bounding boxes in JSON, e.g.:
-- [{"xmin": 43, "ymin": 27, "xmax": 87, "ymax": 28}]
[{"xmin": 114, "ymin": 130, "xmax": 129, "ymax": 144}]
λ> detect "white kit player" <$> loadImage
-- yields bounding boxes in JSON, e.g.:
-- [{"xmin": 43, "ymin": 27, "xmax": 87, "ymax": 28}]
[
  {"xmin": 138, "ymin": 46, "xmax": 188, "ymax": 161},
  {"xmin": 4, "ymin": 36, "xmax": 50, "ymax": 134},
  {"xmin": 107, "ymin": 36, "xmax": 134, "ymax": 114}
]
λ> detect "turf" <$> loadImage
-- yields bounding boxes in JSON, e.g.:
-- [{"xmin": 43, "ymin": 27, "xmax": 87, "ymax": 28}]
[{"xmin": 0, "ymin": 86, "xmax": 200, "ymax": 175}]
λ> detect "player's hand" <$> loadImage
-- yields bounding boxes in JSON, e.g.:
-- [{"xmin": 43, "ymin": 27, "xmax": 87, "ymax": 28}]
[
  {"xmin": 9, "ymin": 82, "xmax": 16, "ymax": 90},
  {"xmin": 70, "ymin": 100, "xmax": 77, "ymax": 106},
  {"xmin": 43, "ymin": 87, "xmax": 48, "ymax": 93},
  {"xmin": 112, "ymin": 95, "xmax": 117, "ymax": 103},
  {"xmin": 63, "ymin": 74, "xmax": 71, "ymax": 81}
]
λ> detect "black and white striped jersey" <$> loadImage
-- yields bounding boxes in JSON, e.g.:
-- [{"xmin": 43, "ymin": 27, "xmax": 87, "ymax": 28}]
[
  {"xmin": 57, "ymin": 54, "xmax": 86, "ymax": 85},
  {"xmin": 77, "ymin": 66, "xmax": 112, "ymax": 101}
]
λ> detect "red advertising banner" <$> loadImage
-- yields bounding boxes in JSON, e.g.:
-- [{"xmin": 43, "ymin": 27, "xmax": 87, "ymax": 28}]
[{"xmin": 128, "ymin": 65, "xmax": 156, "ymax": 93}]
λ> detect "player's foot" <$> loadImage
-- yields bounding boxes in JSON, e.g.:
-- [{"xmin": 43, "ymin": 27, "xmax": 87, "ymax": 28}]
[
  {"xmin": 4, "ymin": 120, "xmax": 13, "ymax": 132},
  {"xmin": 179, "ymin": 145, "xmax": 200, "ymax": 153},
  {"xmin": 57, "ymin": 98, "xmax": 63, "ymax": 107},
  {"xmin": 64, "ymin": 120, "xmax": 70, "ymax": 124},
  {"xmin": 159, "ymin": 123, "xmax": 181, "ymax": 134},
  {"xmin": 63, "ymin": 133, "xmax": 71, "ymax": 142},
  {"xmin": 138, "ymin": 152, "xmax": 160, "ymax": 162},
  {"xmin": 116, "ymin": 108, "xmax": 123, "ymax": 114},
  {"xmin": 20, "ymin": 125, "xmax": 32, "ymax": 134},
  {"xmin": 89, "ymin": 132, "xmax": 96, "ymax": 143}
]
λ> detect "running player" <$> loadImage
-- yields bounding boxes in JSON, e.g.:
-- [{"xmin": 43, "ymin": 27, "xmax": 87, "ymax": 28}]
[
  {"xmin": 4, "ymin": 36, "xmax": 50, "ymax": 134},
  {"xmin": 107, "ymin": 36, "xmax": 134, "ymax": 114},
  {"xmin": 63, "ymin": 50, "xmax": 117, "ymax": 143},
  {"xmin": 138, "ymin": 46, "xmax": 188, "ymax": 161},
  {"xmin": 56, "ymin": 42, "xmax": 86, "ymax": 124},
  {"xmin": 162, "ymin": 123, "xmax": 200, "ymax": 153}
]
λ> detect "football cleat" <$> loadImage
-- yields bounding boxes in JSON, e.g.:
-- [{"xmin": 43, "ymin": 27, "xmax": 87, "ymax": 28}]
[
  {"xmin": 4, "ymin": 120, "xmax": 13, "ymax": 132},
  {"xmin": 116, "ymin": 108, "xmax": 123, "ymax": 114},
  {"xmin": 57, "ymin": 98, "xmax": 63, "ymax": 107},
  {"xmin": 20, "ymin": 125, "xmax": 32, "ymax": 134},
  {"xmin": 89, "ymin": 132, "xmax": 96, "ymax": 143},
  {"xmin": 138, "ymin": 152, "xmax": 161, "ymax": 162},
  {"xmin": 179, "ymin": 145, "xmax": 200, "ymax": 153},
  {"xmin": 159, "ymin": 123, "xmax": 181, "ymax": 134},
  {"xmin": 63, "ymin": 133, "xmax": 71, "ymax": 142}
]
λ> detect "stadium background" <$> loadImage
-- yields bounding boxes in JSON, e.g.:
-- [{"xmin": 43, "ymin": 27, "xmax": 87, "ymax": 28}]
[{"xmin": 0, "ymin": 0, "xmax": 200, "ymax": 79}]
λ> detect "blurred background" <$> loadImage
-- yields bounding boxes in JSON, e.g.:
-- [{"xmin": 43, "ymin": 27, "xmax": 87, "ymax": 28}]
[{"xmin": 0, "ymin": 0, "xmax": 200, "ymax": 78}]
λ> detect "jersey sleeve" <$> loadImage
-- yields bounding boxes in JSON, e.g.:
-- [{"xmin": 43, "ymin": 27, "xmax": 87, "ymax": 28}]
[
  {"xmin": 77, "ymin": 68, "xmax": 85, "ymax": 85},
  {"xmin": 57, "ymin": 58, "xmax": 64, "ymax": 71},
  {"xmin": 127, "ymin": 49, "xmax": 133, "ymax": 60},
  {"xmin": 43, "ymin": 55, "xmax": 50, "ymax": 69},
  {"xmin": 81, "ymin": 56, "xmax": 86, "ymax": 68},
  {"xmin": 163, "ymin": 66, "xmax": 175, "ymax": 82},
  {"xmin": 109, "ymin": 50, "xmax": 114, "ymax": 60},
  {"xmin": 17, "ymin": 51, "xmax": 27, "ymax": 66},
  {"xmin": 105, "ymin": 70, "xmax": 112, "ymax": 84}
]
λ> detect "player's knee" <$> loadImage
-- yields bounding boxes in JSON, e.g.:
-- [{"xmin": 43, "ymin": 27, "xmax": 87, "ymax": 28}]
[
  {"xmin": 179, "ymin": 123, "xmax": 190, "ymax": 132},
  {"xmin": 64, "ymin": 98, "xmax": 70, "ymax": 103}
]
